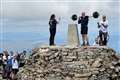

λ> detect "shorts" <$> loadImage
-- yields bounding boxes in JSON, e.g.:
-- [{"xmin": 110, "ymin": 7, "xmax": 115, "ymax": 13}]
[{"xmin": 81, "ymin": 26, "xmax": 88, "ymax": 34}]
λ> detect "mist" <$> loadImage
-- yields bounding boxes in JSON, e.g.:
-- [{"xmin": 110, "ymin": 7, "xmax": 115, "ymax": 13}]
[{"xmin": 1, "ymin": 0, "xmax": 119, "ymax": 21}]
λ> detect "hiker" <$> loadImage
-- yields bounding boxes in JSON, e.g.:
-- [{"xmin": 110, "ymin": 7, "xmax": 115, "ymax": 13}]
[
  {"xmin": 0, "ymin": 53, "xmax": 3, "ymax": 75},
  {"xmin": 78, "ymin": 12, "xmax": 90, "ymax": 46},
  {"xmin": 11, "ymin": 53, "xmax": 19, "ymax": 80},
  {"xmin": 49, "ymin": 14, "xmax": 60, "ymax": 46},
  {"xmin": 10, "ymin": 51, "xmax": 14, "ymax": 59},
  {"xmin": 2, "ymin": 50, "xmax": 9, "ymax": 79},
  {"xmin": 6, "ymin": 53, "xmax": 13, "ymax": 79},
  {"xmin": 0, "ymin": 53, "xmax": 3, "ymax": 66},
  {"xmin": 97, "ymin": 15, "xmax": 108, "ymax": 46},
  {"xmin": 19, "ymin": 50, "xmax": 26, "ymax": 67}
]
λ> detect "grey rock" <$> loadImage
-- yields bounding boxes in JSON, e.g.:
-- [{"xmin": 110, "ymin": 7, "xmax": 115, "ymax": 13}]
[{"xmin": 17, "ymin": 46, "xmax": 120, "ymax": 80}]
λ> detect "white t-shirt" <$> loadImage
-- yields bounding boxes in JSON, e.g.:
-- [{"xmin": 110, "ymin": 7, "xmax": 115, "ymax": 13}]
[
  {"xmin": 12, "ymin": 59, "xmax": 19, "ymax": 69},
  {"xmin": 99, "ymin": 20, "xmax": 108, "ymax": 33}
]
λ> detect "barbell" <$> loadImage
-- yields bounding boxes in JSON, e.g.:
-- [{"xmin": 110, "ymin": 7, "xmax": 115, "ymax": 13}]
[
  {"xmin": 71, "ymin": 11, "xmax": 100, "ymax": 21},
  {"xmin": 92, "ymin": 11, "xmax": 99, "ymax": 18}
]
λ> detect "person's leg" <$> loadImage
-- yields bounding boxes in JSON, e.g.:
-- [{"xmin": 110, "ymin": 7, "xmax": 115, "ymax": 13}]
[
  {"xmin": 102, "ymin": 33, "xmax": 105, "ymax": 45},
  {"xmin": 8, "ymin": 66, "xmax": 12, "ymax": 80},
  {"xmin": 99, "ymin": 31, "xmax": 103, "ymax": 46},
  {"xmin": 13, "ymin": 69, "xmax": 18, "ymax": 80},
  {"xmin": 84, "ymin": 27, "xmax": 89, "ymax": 45},
  {"xmin": 81, "ymin": 34, "xmax": 85, "ymax": 46},
  {"xmin": 81, "ymin": 27, "xmax": 86, "ymax": 46},
  {"xmin": 49, "ymin": 28, "xmax": 54, "ymax": 45},
  {"xmin": 52, "ymin": 28, "xmax": 56, "ymax": 45},
  {"xmin": 11, "ymin": 69, "xmax": 16, "ymax": 80},
  {"xmin": 6, "ymin": 66, "xmax": 10, "ymax": 79},
  {"xmin": 86, "ymin": 34, "xmax": 90, "ymax": 46},
  {"xmin": 2, "ymin": 64, "xmax": 7, "ymax": 78},
  {"xmin": 49, "ymin": 28, "xmax": 52, "ymax": 45},
  {"xmin": 103, "ymin": 33, "xmax": 107, "ymax": 45},
  {"xmin": 2, "ymin": 64, "xmax": 6, "ymax": 78},
  {"xmin": 86, "ymin": 27, "xmax": 89, "ymax": 45}
]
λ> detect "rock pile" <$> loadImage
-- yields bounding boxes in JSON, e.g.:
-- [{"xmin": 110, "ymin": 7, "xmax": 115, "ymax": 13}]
[{"xmin": 17, "ymin": 46, "xmax": 120, "ymax": 80}]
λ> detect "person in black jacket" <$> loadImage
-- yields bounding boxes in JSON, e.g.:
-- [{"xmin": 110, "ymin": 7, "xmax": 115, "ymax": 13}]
[
  {"xmin": 49, "ymin": 14, "xmax": 59, "ymax": 46},
  {"xmin": 78, "ymin": 12, "xmax": 90, "ymax": 46}
]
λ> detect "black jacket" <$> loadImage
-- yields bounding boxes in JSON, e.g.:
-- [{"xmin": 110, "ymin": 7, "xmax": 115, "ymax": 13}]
[
  {"xmin": 78, "ymin": 16, "xmax": 89, "ymax": 27},
  {"xmin": 49, "ymin": 19, "xmax": 57, "ymax": 29}
]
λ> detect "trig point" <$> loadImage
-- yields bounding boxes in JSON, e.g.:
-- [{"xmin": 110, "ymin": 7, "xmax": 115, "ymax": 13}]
[
  {"xmin": 68, "ymin": 14, "xmax": 80, "ymax": 46},
  {"xmin": 68, "ymin": 24, "xmax": 80, "ymax": 46}
]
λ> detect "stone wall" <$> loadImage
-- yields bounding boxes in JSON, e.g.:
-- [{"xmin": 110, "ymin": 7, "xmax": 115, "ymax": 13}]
[{"xmin": 18, "ymin": 46, "xmax": 120, "ymax": 80}]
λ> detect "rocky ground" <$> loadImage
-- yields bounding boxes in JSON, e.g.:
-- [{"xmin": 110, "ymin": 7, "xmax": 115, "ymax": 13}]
[
  {"xmin": 0, "ymin": 66, "xmax": 2, "ymax": 80},
  {"xmin": 17, "ymin": 46, "xmax": 120, "ymax": 80}
]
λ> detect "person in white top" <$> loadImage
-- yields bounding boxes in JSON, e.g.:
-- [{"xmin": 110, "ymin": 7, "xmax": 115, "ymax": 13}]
[
  {"xmin": 12, "ymin": 58, "xmax": 19, "ymax": 69},
  {"xmin": 97, "ymin": 15, "xmax": 108, "ymax": 46},
  {"xmin": 11, "ymin": 53, "xmax": 19, "ymax": 80}
]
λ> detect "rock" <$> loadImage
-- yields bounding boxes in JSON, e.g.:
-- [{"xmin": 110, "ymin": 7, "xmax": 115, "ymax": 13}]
[
  {"xmin": 75, "ymin": 72, "xmax": 91, "ymax": 78},
  {"xmin": 65, "ymin": 76, "xmax": 72, "ymax": 80},
  {"xmin": 91, "ymin": 58, "xmax": 102, "ymax": 68},
  {"xmin": 17, "ymin": 46, "xmax": 120, "ymax": 80},
  {"xmin": 92, "ymin": 70, "xmax": 99, "ymax": 75}
]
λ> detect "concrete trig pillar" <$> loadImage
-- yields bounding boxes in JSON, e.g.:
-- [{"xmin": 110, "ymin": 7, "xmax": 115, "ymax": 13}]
[{"xmin": 68, "ymin": 24, "xmax": 80, "ymax": 46}]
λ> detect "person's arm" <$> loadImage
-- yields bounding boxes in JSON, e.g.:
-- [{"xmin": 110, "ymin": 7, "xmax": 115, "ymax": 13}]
[
  {"xmin": 78, "ymin": 17, "xmax": 81, "ymax": 24},
  {"xmin": 54, "ymin": 19, "xmax": 59, "ymax": 24},
  {"xmin": 85, "ymin": 16, "xmax": 89, "ymax": 23},
  {"xmin": 57, "ymin": 17, "xmax": 61, "ymax": 24},
  {"xmin": 101, "ymin": 23, "xmax": 108, "ymax": 28},
  {"xmin": 97, "ymin": 22, "xmax": 101, "ymax": 28},
  {"xmin": 49, "ymin": 20, "xmax": 51, "ymax": 26}
]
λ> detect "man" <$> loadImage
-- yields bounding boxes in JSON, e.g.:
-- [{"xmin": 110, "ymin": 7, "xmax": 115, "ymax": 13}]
[
  {"xmin": 97, "ymin": 16, "xmax": 108, "ymax": 46},
  {"xmin": 78, "ymin": 12, "xmax": 90, "ymax": 46},
  {"xmin": 2, "ymin": 51, "xmax": 9, "ymax": 79}
]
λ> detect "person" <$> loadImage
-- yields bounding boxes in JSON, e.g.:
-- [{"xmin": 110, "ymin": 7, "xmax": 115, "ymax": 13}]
[
  {"xmin": 19, "ymin": 50, "xmax": 26, "ymax": 67},
  {"xmin": 49, "ymin": 14, "xmax": 59, "ymax": 46},
  {"xmin": 10, "ymin": 51, "xmax": 14, "ymax": 58},
  {"xmin": 2, "ymin": 50, "xmax": 9, "ymax": 79},
  {"xmin": 0, "ymin": 53, "xmax": 3, "ymax": 66},
  {"xmin": 97, "ymin": 15, "xmax": 108, "ymax": 46},
  {"xmin": 93, "ymin": 35, "xmax": 100, "ymax": 46},
  {"xmin": 78, "ymin": 12, "xmax": 90, "ymax": 46},
  {"xmin": 6, "ymin": 54, "xmax": 13, "ymax": 79},
  {"xmin": 11, "ymin": 53, "xmax": 19, "ymax": 80}
]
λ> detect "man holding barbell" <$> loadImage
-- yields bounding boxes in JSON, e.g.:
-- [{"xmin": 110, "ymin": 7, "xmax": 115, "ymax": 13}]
[
  {"xmin": 78, "ymin": 12, "xmax": 99, "ymax": 46},
  {"xmin": 78, "ymin": 12, "xmax": 90, "ymax": 46}
]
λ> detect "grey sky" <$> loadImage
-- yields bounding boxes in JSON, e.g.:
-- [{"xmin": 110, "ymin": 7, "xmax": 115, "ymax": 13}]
[{"xmin": 0, "ymin": 0, "xmax": 120, "ymax": 20}]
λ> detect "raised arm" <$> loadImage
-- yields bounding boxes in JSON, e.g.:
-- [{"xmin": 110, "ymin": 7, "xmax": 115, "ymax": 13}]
[
  {"xmin": 97, "ymin": 22, "xmax": 101, "ymax": 28},
  {"xmin": 78, "ymin": 17, "xmax": 81, "ymax": 24}
]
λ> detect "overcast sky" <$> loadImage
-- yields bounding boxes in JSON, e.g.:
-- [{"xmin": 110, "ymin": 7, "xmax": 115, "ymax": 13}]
[
  {"xmin": 0, "ymin": 0, "xmax": 120, "ymax": 20},
  {"xmin": 0, "ymin": 0, "xmax": 120, "ymax": 52}
]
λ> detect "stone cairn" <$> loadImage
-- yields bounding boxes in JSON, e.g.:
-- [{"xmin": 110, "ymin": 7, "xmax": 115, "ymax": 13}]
[{"xmin": 17, "ymin": 46, "xmax": 120, "ymax": 80}]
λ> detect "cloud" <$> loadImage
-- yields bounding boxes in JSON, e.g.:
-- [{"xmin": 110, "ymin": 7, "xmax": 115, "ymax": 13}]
[
  {"xmin": 1, "ymin": 0, "xmax": 69, "ymax": 20},
  {"xmin": 1, "ymin": 0, "xmax": 120, "ymax": 20}
]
